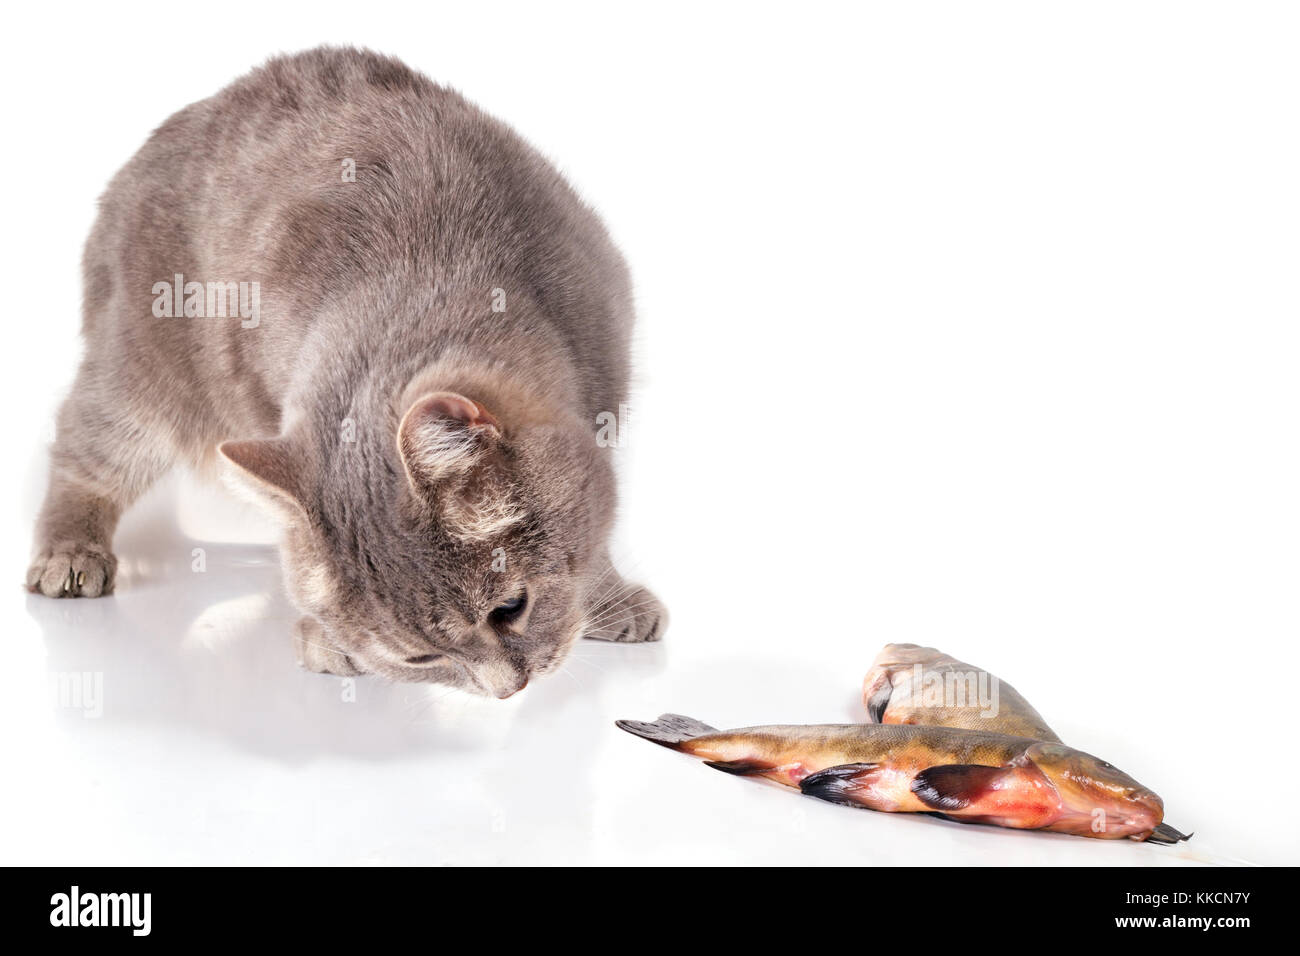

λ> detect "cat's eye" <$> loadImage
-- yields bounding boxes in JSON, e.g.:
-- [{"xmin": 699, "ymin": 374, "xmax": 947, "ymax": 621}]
[
  {"xmin": 489, "ymin": 592, "xmax": 527, "ymax": 625},
  {"xmin": 405, "ymin": 654, "xmax": 444, "ymax": 665}
]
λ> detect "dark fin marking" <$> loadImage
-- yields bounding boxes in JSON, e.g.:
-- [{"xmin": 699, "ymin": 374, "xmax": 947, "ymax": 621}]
[
  {"xmin": 614, "ymin": 713, "xmax": 718, "ymax": 750},
  {"xmin": 1146, "ymin": 822, "xmax": 1193, "ymax": 844},
  {"xmin": 798, "ymin": 763, "xmax": 881, "ymax": 808},
  {"xmin": 866, "ymin": 684, "xmax": 892, "ymax": 723},
  {"xmin": 910, "ymin": 764, "xmax": 1007, "ymax": 811},
  {"xmin": 704, "ymin": 759, "xmax": 775, "ymax": 776}
]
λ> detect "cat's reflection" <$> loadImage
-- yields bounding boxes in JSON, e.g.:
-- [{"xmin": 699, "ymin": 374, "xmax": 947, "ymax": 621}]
[{"xmin": 28, "ymin": 489, "xmax": 667, "ymax": 766}]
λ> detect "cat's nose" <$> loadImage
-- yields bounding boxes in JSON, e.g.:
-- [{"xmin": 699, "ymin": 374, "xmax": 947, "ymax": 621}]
[
  {"xmin": 494, "ymin": 675, "xmax": 528, "ymax": 699},
  {"xmin": 479, "ymin": 658, "xmax": 529, "ymax": 698}
]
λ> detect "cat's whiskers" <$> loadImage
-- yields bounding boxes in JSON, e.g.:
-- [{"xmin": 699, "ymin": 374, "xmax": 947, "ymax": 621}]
[
  {"xmin": 403, "ymin": 684, "xmax": 466, "ymax": 724},
  {"xmin": 580, "ymin": 561, "xmax": 621, "ymax": 596},
  {"xmin": 582, "ymin": 581, "xmax": 641, "ymax": 620},
  {"xmin": 554, "ymin": 663, "xmax": 581, "ymax": 686},
  {"xmin": 583, "ymin": 595, "xmax": 664, "ymax": 632},
  {"xmin": 579, "ymin": 555, "xmax": 648, "ymax": 605},
  {"xmin": 579, "ymin": 574, "xmax": 625, "ymax": 612},
  {"xmin": 296, "ymin": 637, "xmax": 367, "ymax": 671},
  {"xmin": 563, "ymin": 653, "xmax": 610, "ymax": 677}
]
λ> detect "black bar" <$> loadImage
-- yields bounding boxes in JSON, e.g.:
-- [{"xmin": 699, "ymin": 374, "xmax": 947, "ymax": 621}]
[{"xmin": 4, "ymin": 866, "xmax": 1280, "ymax": 942}]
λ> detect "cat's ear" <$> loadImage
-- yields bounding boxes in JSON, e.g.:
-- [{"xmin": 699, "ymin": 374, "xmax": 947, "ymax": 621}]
[
  {"xmin": 219, "ymin": 438, "xmax": 309, "ymax": 517},
  {"xmin": 398, "ymin": 391, "xmax": 501, "ymax": 493}
]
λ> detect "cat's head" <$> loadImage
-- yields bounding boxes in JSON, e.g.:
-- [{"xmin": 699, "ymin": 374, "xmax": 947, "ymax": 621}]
[{"xmin": 220, "ymin": 390, "xmax": 614, "ymax": 694}]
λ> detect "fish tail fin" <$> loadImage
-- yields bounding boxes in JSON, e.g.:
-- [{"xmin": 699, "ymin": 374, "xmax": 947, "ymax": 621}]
[
  {"xmin": 863, "ymin": 676, "xmax": 893, "ymax": 723},
  {"xmin": 615, "ymin": 713, "xmax": 718, "ymax": 750},
  {"xmin": 1147, "ymin": 822, "xmax": 1193, "ymax": 844}
]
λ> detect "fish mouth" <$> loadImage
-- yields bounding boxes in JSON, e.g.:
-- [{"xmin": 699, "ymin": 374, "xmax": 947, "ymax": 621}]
[
  {"xmin": 1054, "ymin": 785, "xmax": 1164, "ymax": 838},
  {"xmin": 1127, "ymin": 789, "xmax": 1166, "ymax": 831}
]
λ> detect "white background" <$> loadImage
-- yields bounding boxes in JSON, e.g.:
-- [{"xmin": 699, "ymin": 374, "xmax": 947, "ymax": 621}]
[{"xmin": 1, "ymin": 1, "xmax": 1296, "ymax": 865}]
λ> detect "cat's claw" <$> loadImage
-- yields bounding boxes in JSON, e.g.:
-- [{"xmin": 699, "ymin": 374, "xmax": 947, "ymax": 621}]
[
  {"xmin": 584, "ymin": 584, "xmax": 667, "ymax": 643},
  {"xmin": 26, "ymin": 542, "xmax": 117, "ymax": 598}
]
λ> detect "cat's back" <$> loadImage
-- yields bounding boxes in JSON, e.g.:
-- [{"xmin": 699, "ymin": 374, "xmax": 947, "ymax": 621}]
[
  {"xmin": 89, "ymin": 48, "xmax": 632, "ymax": 422},
  {"xmin": 109, "ymin": 48, "xmax": 481, "ymax": 246},
  {"xmin": 124, "ymin": 48, "xmax": 457, "ymax": 175},
  {"xmin": 103, "ymin": 47, "xmax": 627, "ymax": 322}
]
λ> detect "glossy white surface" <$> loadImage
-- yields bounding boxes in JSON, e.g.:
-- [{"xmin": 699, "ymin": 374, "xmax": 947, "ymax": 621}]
[
  {"xmin": 0, "ymin": 473, "xmax": 1269, "ymax": 866},
  {"xmin": 3, "ymin": 2, "xmax": 1297, "ymax": 866}
]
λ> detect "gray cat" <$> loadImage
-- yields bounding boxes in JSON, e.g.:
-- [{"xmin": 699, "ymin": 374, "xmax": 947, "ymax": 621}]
[{"xmin": 27, "ymin": 47, "xmax": 665, "ymax": 695}]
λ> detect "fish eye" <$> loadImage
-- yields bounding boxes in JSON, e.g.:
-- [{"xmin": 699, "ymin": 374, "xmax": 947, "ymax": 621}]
[
  {"xmin": 489, "ymin": 592, "xmax": 528, "ymax": 625},
  {"xmin": 405, "ymin": 654, "xmax": 444, "ymax": 665}
]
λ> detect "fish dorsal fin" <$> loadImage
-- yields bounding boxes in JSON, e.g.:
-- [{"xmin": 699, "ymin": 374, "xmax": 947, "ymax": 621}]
[{"xmin": 910, "ymin": 764, "xmax": 1007, "ymax": 811}]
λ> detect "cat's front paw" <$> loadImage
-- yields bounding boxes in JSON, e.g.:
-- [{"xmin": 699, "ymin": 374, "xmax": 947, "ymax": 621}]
[
  {"xmin": 294, "ymin": 616, "xmax": 364, "ymax": 676},
  {"xmin": 26, "ymin": 541, "xmax": 117, "ymax": 598},
  {"xmin": 584, "ymin": 583, "xmax": 667, "ymax": 643}
]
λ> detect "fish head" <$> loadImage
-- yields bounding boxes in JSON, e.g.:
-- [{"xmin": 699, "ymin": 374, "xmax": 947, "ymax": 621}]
[{"xmin": 1023, "ymin": 742, "xmax": 1164, "ymax": 838}]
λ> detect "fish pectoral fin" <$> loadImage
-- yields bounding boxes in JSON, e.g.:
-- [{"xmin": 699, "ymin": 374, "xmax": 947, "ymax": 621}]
[
  {"xmin": 798, "ymin": 763, "xmax": 884, "ymax": 808},
  {"xmin": 913, "ymin": 764, "xmax": 1063, "ymax": 829},
  {"xmin": 703, "ymin": 759, "xmax": 774, "ymax": 776},
  {"xmin": 909, "ymin": 764, "xmax": 1008, "ymax": 811}
]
